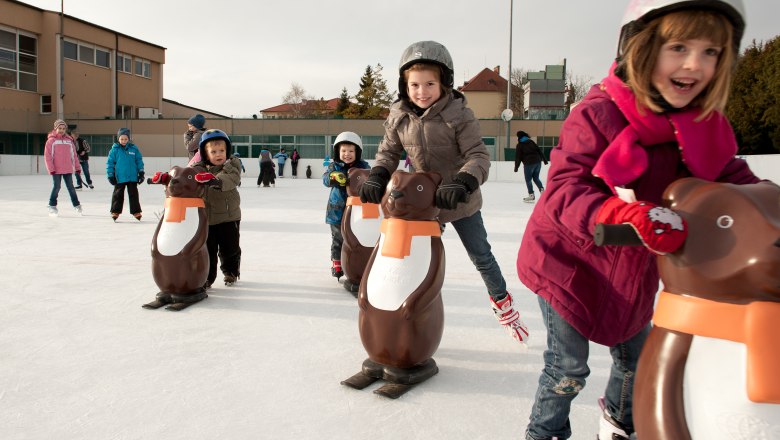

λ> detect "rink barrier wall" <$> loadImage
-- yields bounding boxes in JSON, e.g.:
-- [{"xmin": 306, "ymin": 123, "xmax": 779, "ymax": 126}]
[{"xmin": 1, "ymin": 154, "xmax": 778, "ymax": 183}]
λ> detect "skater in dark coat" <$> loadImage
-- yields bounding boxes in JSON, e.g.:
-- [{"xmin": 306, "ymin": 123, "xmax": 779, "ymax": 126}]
[
  {"xmin": 257, "ymin": 149, "xmax": 275, "ymax": 187},
  {"xmin": 513, "ymin": 130, "xmax": 547, "ymax": 203}
]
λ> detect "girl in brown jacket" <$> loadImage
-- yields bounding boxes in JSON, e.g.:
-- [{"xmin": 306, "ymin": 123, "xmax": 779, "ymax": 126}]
[{"xmin": 359, "ymin": 40, "xmax": 529, "ymax": 347}]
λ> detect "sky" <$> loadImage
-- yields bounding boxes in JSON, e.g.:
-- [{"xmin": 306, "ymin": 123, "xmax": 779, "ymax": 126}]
[{"xmin": 18, "ymin": 0, "xmax": 780, "ymax": 117}]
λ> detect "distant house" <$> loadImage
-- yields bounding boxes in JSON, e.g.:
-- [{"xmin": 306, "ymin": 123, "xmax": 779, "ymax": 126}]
[
  {"xmin": 259, "ymin": 98, "xmax": 340, "ymax": 119},
  {"xmin": 458, "ymin": 67, "xmax": 517, "ymax": 119}
]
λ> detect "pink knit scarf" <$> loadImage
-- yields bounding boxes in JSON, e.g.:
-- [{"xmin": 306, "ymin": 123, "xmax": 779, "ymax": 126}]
[{"xmin": 592, "ymin": 65, "xmax": 738, "ymax": 192}]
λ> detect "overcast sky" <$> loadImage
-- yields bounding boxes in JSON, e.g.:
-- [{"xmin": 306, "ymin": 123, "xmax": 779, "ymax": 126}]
[{"xmin": 20, "ymin": 0, "xmax": 780, "ymax": 117}]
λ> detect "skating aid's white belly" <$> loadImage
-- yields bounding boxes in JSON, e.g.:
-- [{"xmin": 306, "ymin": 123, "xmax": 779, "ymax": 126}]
[
  {"xmin": 366, "ymin": 234, "xmax": 431, "ymax": 311},
  {"xmin": 683, "ymin": 336, "xmax": 779, "ymax": 439},
  {"xmin": 156, "ymin": 207, "xmax": 200, "ymax": 256},
  {"xmin": 348, "ymin": 205, "xmax": 382, "ymax": 247}
]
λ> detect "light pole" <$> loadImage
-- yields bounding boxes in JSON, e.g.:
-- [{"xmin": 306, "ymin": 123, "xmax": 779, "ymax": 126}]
[{"xmin": 502, "ymin": 0, "xmax": 515, "ymax": 160}]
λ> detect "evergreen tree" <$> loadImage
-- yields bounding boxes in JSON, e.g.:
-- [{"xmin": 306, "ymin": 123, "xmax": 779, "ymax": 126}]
[
  {"xmin": 354, "ymin": 64, "xmax": 394, "ymax": 119},
  {"xmin": 727, "ymin": 36, "xmax": 780, "ymax": 154},
  {"xmin": 335, "ymin": 87, "xmax": 351, "ymax": 117}
]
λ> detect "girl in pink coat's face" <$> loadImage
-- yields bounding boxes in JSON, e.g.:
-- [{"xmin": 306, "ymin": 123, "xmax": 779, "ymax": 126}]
[{"xmin": 54, "ymin": 125, "xmax": 67, "ymax": 136}]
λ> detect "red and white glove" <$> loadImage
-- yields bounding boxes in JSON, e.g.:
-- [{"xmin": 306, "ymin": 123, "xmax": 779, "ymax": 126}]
[
  {"xmin": 149, "ymin": 171, "xmax": 170, "ymax": 185},
  {"xmin": 596, "ymin": 197, "xmax": 687, "ymax": 255},
  {"xmin": 195, "ymin": 172, "xmax": 222, "ymax": 188}
]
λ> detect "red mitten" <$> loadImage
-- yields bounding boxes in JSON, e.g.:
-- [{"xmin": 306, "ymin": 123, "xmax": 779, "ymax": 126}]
[
  {"xmin": 150, "ymin": 171, "xmax": 170, "ymax": 185},
  {"xmin": 596, "ymin": 197, "xmax": 687, "ymax": 254},
  {"xmin": 194, "ymin": 172, "xmax": 217, "ymax": 183},
  {"xmin": 195, "ymin": 172, "xmax": 222, "ymax": 188}
]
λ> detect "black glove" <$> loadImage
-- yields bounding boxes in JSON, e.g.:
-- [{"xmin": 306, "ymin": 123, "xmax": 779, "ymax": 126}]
[
  {"xmin": 359, "ymin": 167, "xmax": 391, "ymax": 204},
  {"xmin": 137, "ymin": 171, "xmax": 145, "ymax": 184},
  {"xmin": 435, "ymin": 172, "xmax": 479, "ymax": 210},
  {"xmin": 108, "ymin": 176, "xmax": 117, "ymax": 186}
]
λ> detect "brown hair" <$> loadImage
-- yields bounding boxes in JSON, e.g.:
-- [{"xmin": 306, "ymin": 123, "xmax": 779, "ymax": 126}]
[{"xmin": 621, "ymin": 9, "xmax": 736, "ymax": 119}]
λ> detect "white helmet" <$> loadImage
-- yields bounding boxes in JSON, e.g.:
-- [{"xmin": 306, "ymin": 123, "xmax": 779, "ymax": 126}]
[
  {"xmin": 333, "ymin": 131, "xmax": 362, "ymax": 150},
  {"xmin": 332, "ymin": 131, "xmax": 363, "ymax": 163},
  {"xmin": 618, "ymin": 0, "xmax": 746, "ymax": 56}
]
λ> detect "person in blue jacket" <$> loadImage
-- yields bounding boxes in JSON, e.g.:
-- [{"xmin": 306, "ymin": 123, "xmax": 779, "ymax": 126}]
[
  {"xmin": 106, "ymin": 128, "xmax": 145, "ymax": 221},
  {"xmin": 323, "ymin": 131, "xmax": 370, "ymax": 280},
  {"xmin": 273, "ymin": 147, "xmax": 289, "ymax": 178}
]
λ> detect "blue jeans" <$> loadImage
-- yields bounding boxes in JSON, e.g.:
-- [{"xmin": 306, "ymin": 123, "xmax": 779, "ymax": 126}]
[
  {"xmin": 49, "ymin": 174, "xmax": 80, "ymax": 207},
  {"xmin": 450, "ymin": 210, "xmax": 506, "ymax": 299},
  {"xmin": 75, "ymin": 161, "xmax": 92, "ymax": 186},
  {"xmin": 523, "ymin": 162, "xmax": 544, "ymax": 195},
  {"xmin": 525, "ymin": 296, "xmax": 649, "ymax": 440}
]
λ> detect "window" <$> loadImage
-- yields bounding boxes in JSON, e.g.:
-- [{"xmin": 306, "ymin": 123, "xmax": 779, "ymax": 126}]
[
  {"xmin": 78, "ymin": 45, "xmax": 94, "ymax": 63},
  {"xmin": 0, "ymin": 27, "xmax": 37, "ymax": 92},
  {"xmin": 63, "ymin": 40, "xmax": 77, "ymax": 60},
  {"xmin": 95, "ymin": 48, "xmax": 110, "ymax": 68},
  {"xmin": 116, "ymin": 104, "xmax": 132, "ymax": 119},
  {"xmin": 117, "ymin": 53, "xmax": 132, "ymax": 73},
  {"xmin": 133, "ymin": 58, "xmax": 151, "ymax": 78},
  {"xmin": 40, "ymin": 95, "xmax": 51, "ymax": 113}
]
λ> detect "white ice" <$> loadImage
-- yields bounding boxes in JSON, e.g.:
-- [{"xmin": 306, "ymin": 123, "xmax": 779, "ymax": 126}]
[{"xmin": 0, "ymin": 174, "xmax": 617, "ymax": 440}]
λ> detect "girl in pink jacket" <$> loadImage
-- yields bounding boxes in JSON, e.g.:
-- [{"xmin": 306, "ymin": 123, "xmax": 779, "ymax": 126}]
[
  {"xmin": 518, "ymin": 1, "xmax": 759, "ymax": 439},
  {"xmin": 44, "ymin": 119, "xmax": 82, "ymax": 217}
]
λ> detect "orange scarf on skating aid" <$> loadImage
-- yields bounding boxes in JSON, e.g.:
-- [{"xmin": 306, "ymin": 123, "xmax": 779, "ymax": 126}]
[
  {"xmin": 379, "ymin": 218, "xmax": 440, "ymax": 259},
  {"xmin": 653, "ymin": 291, "xmax": 780, "ymax": 404},
  {"xmin": 163, "ymin": 197, "xmax": 205, "ymax": 223},
  {"xmin": 346, "ymin": 196, "xmax": 380, "ymax": 219}
]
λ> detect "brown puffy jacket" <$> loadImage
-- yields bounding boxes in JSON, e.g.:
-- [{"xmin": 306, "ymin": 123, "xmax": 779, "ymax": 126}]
[
  {"xmin": 196, "ymin": 157, "xmax": 242, "ymax": 225},
  {"xmin": 374, "ymin": 91, "xmax": 490, "ymax": 223}
]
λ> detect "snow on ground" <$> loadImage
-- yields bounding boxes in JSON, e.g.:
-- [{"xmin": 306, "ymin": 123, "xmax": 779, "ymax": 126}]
[{"xmin": 0, "ymin": 173, "xmax": 612, "ymax": 440}]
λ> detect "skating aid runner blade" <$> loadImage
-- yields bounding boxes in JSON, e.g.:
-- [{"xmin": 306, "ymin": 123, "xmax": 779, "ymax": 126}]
[
  {"xmin": 373, "ymin": 382, "xmax": 415, "ymax": 399},
  {"xmin": 340, "ymin": 372, "xmax": 379, "ymax": 390}
]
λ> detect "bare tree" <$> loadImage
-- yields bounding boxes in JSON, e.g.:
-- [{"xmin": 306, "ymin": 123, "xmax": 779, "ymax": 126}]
[
  {"xmin": 565, "ymin": 71, "xmax": 595, "ymax": 110},
  {"xmin": 282, "ymin": 82, "xmax": 316, "ymax": 118},
  {"xmin": 507, "ymin": 67, "xmax": 530, "ymax": 117}
]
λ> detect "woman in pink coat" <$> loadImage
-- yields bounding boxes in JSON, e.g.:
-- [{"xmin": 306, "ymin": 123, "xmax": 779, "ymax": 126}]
[{"xmin": 44, "ymin": 119, "xmax": 82, "ymax": 217}]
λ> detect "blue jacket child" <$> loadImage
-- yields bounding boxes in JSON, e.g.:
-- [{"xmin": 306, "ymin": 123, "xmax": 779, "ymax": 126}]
[
  {"xmin": 323, "ymin": 131, "xmax": 370, "ymax": 279},
  {"xmin": 106, "ymin": 127, "xmax": 145, "ymax": 221}
]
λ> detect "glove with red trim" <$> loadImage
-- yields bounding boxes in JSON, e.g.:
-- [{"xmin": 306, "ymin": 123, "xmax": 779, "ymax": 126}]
[{"xmin": 596, "ymin": 197, "xmax": 687, "ymax": 255}]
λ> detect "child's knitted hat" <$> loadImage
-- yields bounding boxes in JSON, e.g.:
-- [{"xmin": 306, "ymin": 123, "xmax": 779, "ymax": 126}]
[
  {"xmin": 117, "ymin": 128, "xmax": 131, "ymax": 138},
  {"xmin": 188, "ymin": 114, "xmax": 205, "ymax": 129},
  {"xmin": 53, "ymin": 119, "xmax": 67, "ymax": 130}
]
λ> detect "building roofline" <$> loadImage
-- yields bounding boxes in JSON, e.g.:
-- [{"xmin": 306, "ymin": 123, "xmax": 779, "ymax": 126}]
[
  {"xmin": 11, "ymin": 0, "xmax": 167, "ymax": 50},
  {"xmin": 162, "ymin": 98, "xmax": 229, "ymax": 119}
]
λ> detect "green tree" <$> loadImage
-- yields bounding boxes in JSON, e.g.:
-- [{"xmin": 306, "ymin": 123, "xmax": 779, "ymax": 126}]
[
  {"xmin": 354, "ymin": 64, "xmax": 394, "ymax": 119},
  {"xmin": 727, "ymin": 36, "xmax": 780, "ymax": 154},
  {"xmin": 335, "ymin": 87, "xmax": 351, "ymax": 117}
]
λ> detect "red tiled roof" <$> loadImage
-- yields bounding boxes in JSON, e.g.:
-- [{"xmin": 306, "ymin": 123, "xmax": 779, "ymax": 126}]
[
  {"xmin": 459, "ymin": 68, "xmax": 508, "ymax": 92},
  {"xmin": 260, "ymin": 98, "xmax": 340, "ymax": 113}
]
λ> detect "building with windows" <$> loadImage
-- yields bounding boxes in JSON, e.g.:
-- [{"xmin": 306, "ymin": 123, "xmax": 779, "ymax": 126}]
[
  {"xmin": 523, "ymin": 60, "xmax": 568, "ymax": 121},
  {"xmin": 0, "ymin": 0, "xmax": 563, "ymax": 165},
  {"xmin": 459, "ymin": 66, "xmax": 510, "ymax": 119}
]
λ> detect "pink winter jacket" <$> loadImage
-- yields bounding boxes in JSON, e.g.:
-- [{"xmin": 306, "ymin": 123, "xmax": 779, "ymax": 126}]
[
  {"xmin": 516, "ymin": 84, "xmax": 759, "ymax": 346},
  {"xmin": 44, "ymin": 132, "xmax": 82, "ymax": 175}
]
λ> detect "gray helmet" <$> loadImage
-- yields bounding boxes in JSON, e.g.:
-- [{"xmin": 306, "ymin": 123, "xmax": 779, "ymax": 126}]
[
  {"xmin": 618, "ymin": 0, "xmax": 746, "ymax": 56},
  {"xmin": 398, "ymin": 41, "xmax": 454, "ymax": 98}
]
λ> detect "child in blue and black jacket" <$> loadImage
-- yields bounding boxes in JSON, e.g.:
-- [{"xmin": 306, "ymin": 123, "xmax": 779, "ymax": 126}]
[
  {"xmin": 323, "ymin": 131, "xmax": 370, "ymax": 280},
  {"xmin": 106, "ymin": 128, "xmax": 145, "ymax": 221}
]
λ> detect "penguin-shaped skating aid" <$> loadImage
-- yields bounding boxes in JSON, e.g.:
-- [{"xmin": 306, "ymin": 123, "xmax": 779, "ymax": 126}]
[
  {"xmin": 631, "ymin": 178, "xmax": 780, "ymax": 439},
  {"xmin": 340, "ymin": 167, "xmax": 383, "ymax": 295},
  {"xmin": 341, "ymin": 170, "xmax": 444, "ymax": 398},
  {"xmin": 142, "ymin": 166, "xmax": 210, "ymax": 311},
  {"xmin": 305, "ymin": 165, "xmax": 312, "ymax": 179}
]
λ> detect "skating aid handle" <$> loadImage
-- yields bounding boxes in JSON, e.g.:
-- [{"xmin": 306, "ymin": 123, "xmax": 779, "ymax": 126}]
[{"xmin": 593, "ymin": 224, "xmax": 643, "ymax": 246}]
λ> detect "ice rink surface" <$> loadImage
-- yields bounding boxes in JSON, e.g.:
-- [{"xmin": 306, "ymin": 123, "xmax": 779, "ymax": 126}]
[{"xmin": 0, "ymin": 173, "xmax": 615, "ymax": 440}]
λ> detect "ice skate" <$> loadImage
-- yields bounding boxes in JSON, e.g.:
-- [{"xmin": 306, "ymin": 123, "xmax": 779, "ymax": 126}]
[
  {"xmin": 133, "ymin": 212, "xmax": 142, "ymax": 221},
  {"xmin": 523, "ymin": 193, "xmax": 535, "ymax": 203},
  {"xmin": 490, "ymin": 292, "xmax": 530, "ymax": 346},
  {"xmin": 224, "ymin": 274, "xmax": 238, "ymax": 286},
  {"xmin": 74, "ymin": 205, "xmax": 83, "ymax": 216},
  {"xmin": 331, "ymin": 260, "xmax": 344, "ymax": 280},
  {"xmin": 597, "ymin": 408, "xmax": 633, "ymax": 440},
  {"xmin": 74, "ymin": 185, "xmax": 83, "ymax": 190},
  {"xmin": 47, "ymin": 206, "xmax": 58, "ymax": 217}
]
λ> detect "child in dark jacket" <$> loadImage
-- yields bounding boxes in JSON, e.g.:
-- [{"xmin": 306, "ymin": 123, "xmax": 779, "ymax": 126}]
[
  {"xmin": 323, "ymin": 131, "xmax": 370, "ymax": 280},
  {"xmin": 106, "ymin": 128, "xmax": 144, "ymax": 221},
  {"xmin": 513, "ymin": 130, "xmax": 548, "ymax": 203},
  {"xmin": 193, "ymin": 129, "xmax": 242, "ymax": 288},
  {"xmin": 517, "ymin": 2, "xmax": 762, "ymax": 439}
]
